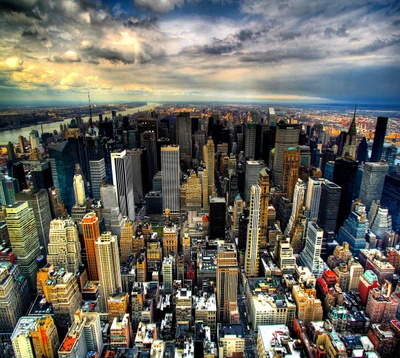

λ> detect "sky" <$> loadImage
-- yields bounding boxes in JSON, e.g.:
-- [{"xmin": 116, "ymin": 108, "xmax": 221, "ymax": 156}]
[{"xmin": 0, "ymin": 0, "xmax": 399, "ymax": 105}]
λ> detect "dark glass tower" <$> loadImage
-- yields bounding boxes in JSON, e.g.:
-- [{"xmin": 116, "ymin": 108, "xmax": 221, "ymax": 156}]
[
  {"xmin": 333, "ymin": 157, "xmax": 358, "ymax": 229},
  {"xmin": 370, "ymin": 117, "xmax": 388, "ymax": 162},
  {"xmin": 31, "ymin": 161, "xmax": 53, "ymax": 190},
  {"xmin": 381, "ymin": 172, "xmax": 400, "ymax": 232},
  {"xmin": 209, "ymin": 197, "xmax": 226, "ymax": 239},
  {"xmin": 357, "ymin": 137, "xmax": 368, "ymax": 164}
]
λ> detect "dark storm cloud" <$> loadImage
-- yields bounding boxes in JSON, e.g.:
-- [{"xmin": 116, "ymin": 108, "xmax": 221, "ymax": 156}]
[
  {"xmin": 82, "ymin": 47, "xmax": 135, "ymax": 64},
  {"xmin": 21, "ymin": 28, "xmax": 39, "ymax": 38},
  {"xmin": 124, "ymin": 16, "xmax": 159, "ymax": 29},
  {"xmin": 324, "ymin": 25, "xmax": 348, "ymax": 39},
  {"xmin": 239, "ymin": 48, "xmax": 327, "ymax": 63},
  {"xmin": 236, "ymin": 29, "xmax": 254, "ymax": 42},
  {"xmin": 393, "ymin": 20, "xmax": 400, "ymax": 26},
  {"xmin": 278, "ymin": 31, "xmax": 302, "ymax": 41},
  {"xmin": 349, "ymin": 37, "xmax": 400, "ymax": 55}
]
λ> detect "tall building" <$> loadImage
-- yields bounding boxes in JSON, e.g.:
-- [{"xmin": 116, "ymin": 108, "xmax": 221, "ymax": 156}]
[
  {"xmin": 47, "ymin": 218, "xmax": 81, "ymax": 273},
  {"xmin": 258, "ymin": 169, "xmax": 270, "ymax": 239},
  {"xmin": 359, "ymin": 162, "xmax": 389, "ymax": 211},
  {"xmin": 370, "ymin": 206, "xmax": 392, "ymax": 240},
  {"xmin": 342, "ymin": 108, "xmax": 358, "ymax": 159},
  {"xmin": 245, "ymin": 122, "xmax": 256, "ymax": 159},
  {"xmin": 244, "ymin": 160, "xmax": 264, "ymax": 203},
  {"xmin": 30, "ymin": 161, "xmax": 54, "ymax": 191},
  {"xmin": 110, "ymin": 150, "xmax": 135, "ymax": 220},
  {"xmin": 162, "ymin": 256, "xmax": 173, "ymax": 294},
  {"xmin": 127, "ymin": 148, "xmax": 149, "ymax": 202},
  {"xmin": 184, "ymin": 173, "xmax": 202, "ymax": 211},
  {"xmin": 58, "ymin": 310, "xmax": 103, "ymax": 358},
  {"xmin": 217, "ymin": 243, "xmax": 238, "ymax": 322},
  {"xmin": 285, "ymin": 179, "xmax": 306, "ymax": 237},
  {"xmin": 163, "ymin": 223, "xmax": 178, "ymax": 257},
  {"xmin": 15, "ymin": 188, "xmax": 52, "ymax": 251},
  {"xmin": 209, "ymin": 197, "xmax": 226, "ymax": 240},
  {"xmin": 370, "ymin": 117, "xmax": 388, "ymax": 162},
  {"xmin": 11, "ymin": 316, "xmax": 59, "ymax": 358},
  {"xmin": 96, "ymin": 232, "xmax": 122, "ymax": 312},
  {"xmin": 120, "ymin": 219, "xmax": 134, "ymax": 263},
  {"xmin": 333, "ymin": 157, "xmax": 358, "ymax": 229},
  {"xmin": 305, "ymin": 177, "xmax": 325, "ymax": 221},
  {"xmin": 176, "ymin": 112, "xmax": 192, "ymax": 167},
  {"xmin": 273, "ymin": 122, "xmax": 300, "ymax": 187},
  {"xmin": 82, "ymin": 212, "xmax": 100, "ymax": 281},
  {"xmin": 317, "ymin": 181, "xmax": 341, "ymax": 235},
  {"xmin": 89, "ymin": 159, "xmax": 106, "ymax": 201},
  {"xmin": 0, "ymin": 173, "xmax": 19, "ymax": 206},
  {"xmin": 299, "ymin": 221, "xmax": 324, "ymax": 277},
  {"xmin": 100, "ymin": 184, "xmax": 124, "ymax": 237},
  {"xmin": 5, "ymin": 202, "xmax": 41, "ymax": 293},
  {"xmin": 0, "ymin": 262, "xmax": 30, "ymax": 334},
  {"xmin": 73, "ymin": 173, "xmax": 86, "ymax": 206},
  {"xmin": 380, "ymin": 172, "xmax": 400, "ymax": 232},
  {"xmin": 245, "ymin": 185, "xmax": 261, "ymax": 277},
  {"xmin": 203, "ymin": 138, "xmax": 216, "ymax": 199},
  {"xmin": 161, "ymin": 145, "xmax": 181, "ymax": 214},
  {"xmin": 282, "ymin": 147, "xmax": 301, "ymax": 200}
]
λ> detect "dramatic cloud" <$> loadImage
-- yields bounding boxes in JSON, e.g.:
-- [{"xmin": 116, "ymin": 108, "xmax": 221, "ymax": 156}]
[
  {"xmin": 48, "ymin": 51, "xmax": 81, "ymax": 63},
  {"xmin": 134, "ymin": 0, "xmax": 184, "ymax": 13}
]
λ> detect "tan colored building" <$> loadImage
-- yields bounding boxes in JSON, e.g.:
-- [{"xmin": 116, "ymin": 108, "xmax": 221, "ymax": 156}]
[
  {"xmin": 282, "ymin": 148, "xmax": 301, "ymax": 201},
  {"xmin": 186, "ymin": 173, "xmax": 202, "ymax": 210},
  {"xmin": 218, "ymin": 324, "xmax": 245, "ymax": 358},
  {"xmin": 292, "ymin": 284, "xmax": 323, "ymax": 325},
  {"xmin": 120, "ymin": 219, "xmax": 134, "ymax": 263},
  {"xmin": 163, "ymin": 224, "xmax": 178, "ymax": 257},
  {"xmin": 110, "ymin": 314, "xmax": 132, "ymax": 348},
  {"xmin": 176, "ymin": 288, "xmax": 192, "ymax": 324},
  {"xmin": 108, "ymin": 292, "xmax": 129, "ymax": 324},
  {"xmin": 136, "ymin": 252, "xmax": 147, "ymax": 283}
]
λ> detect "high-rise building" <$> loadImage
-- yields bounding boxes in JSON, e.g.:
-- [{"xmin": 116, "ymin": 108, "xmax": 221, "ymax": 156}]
[
  {"xmin": 244, "ymin": 160, "xmax": 264, "ymax": 203},
  {"xmin": 127, "ymin": 148, "xmax": 149, "ymax": 202},
  {"xmin": 0, "ymin": 173, "xmax": 19, "ymax": 206},
  {"xmin": 359, "ymin": 162, "xmax": 389, "ymax": 211},
  {"xmin": 5, "ymin": 202, "xmax": 41, "ymax": 293},
  {"xmin": 305, "ymin": 177, "xmax": 325, "ymax": 221},
  {"xmin": 282, "ymin": 148, "xmax": 300, "ymax": 200},
  {"xmin": 209, "ymin": 197, "xmax": 226, "ymax": 240},
  {"xmin": 358, "ymin": 270, "xmax": 380, "ymax": 305},
  {"xmin": 342, "ymin": 109, "xmax": 358, "ymax": 159},
  {"xmin": 73, "ymin": 173, "xmax": 86, "ymax": 206},
  {"xmin": 203, "ymin": 138, "xmax": 216, "ymax": 201},
  {"xmin": 333, "ymin": 157, "xmax": 358, "ymax": 229},
  {"xmin": 299, "ymin": 221, "xmax": 324, "ymax": 277},
  {"xmin": 89, "ymin": 159, "xmax": 106, "ymax": 201},
  {"xmin": 120, "ymin": 219, "xmax": 134, "ymax": 263},
  {"xmin": 285, "ymin": 179, "xmax": 306, "ymax": 237},
  {"xmin": 370, "ymin": 206, "xmax": 392, "ymax": 240},
  {"xmin": 273, "ymin": 122, "xmax": 300, "ymax": 187},
  {"xmin": 0, "ymin": 262, "xmax": 30, "ymax": 334},
  {"xmin": 161, "ymin": 145, "xmax": 181, "ymax": 214},
  {"xmin": 96, "ymin": 232, "xmax": 122, "ymax": 312},
  {"xmin": 380, "ymin": 172, "xmax": 400, "ymax": 232},
  {"xmin": 110, "ymin": 150, "xmax": 135, "ymax": 221},
  {"xmin": 82, "ymin": 212, "xmax": 100, "ymax": 281},
  {"xmin": 245, "ymin": 122, "xmax": 256, "ymax": 159},
  {"xmin": 162, "ymin": 223, "xmax": 178, "ymax": 257},
  {"xmin": 258, "ymin": 169, "xmax": 270, "ymax": 240},
  {"xmin": 110, "ymin": 314, "xmax": 132, "ymax": 347},
  {"xmin": 217, "ymin": 243, "xmax": 238, "ymax": 322},
  {"xmin": 11, "ymin": 316, "xmax": 59, "ymax": 358},
  {"xmin": 245, "ymin": 185, "xmax": 261, "ymax": 277},
  {"xmin": 140, "ymin": 130, "xmax": 158, "ymax": 183},
  {"xmin": 15, "ymin": 188, "xmax": 52, "ymax": 251},
  {"xmin": 176, "ymin": 112, "xmax": 192, "ymax": 167},
  {"xmin": 370, "ymin": 117, "xmax": 388, "ymax": 162},
  {"xmin": 162, "ymin": 256, "xmax": 173, "ymax": 294},
  {"xmin": 47, "ymin": 218, "xmax": 81, "ymax": 273},
  {"xmin": 317, "ymin": 181, "xmax": 341, "ymax": 235},
  {"xmin": 31, "ymin": 161, "xmax": 53, "ymax": 191},
  {"xmin": 357, "ymin": 137, "xmax": 368, "ymax": 164},
  {"xmin": 292, "ymin": 284, "xmax": 323, "ymax": 325},
  {"xmin": 100, "ymin": 184, "xmax": 124, "ymax": 237},
  {"xmin": 58, "ymin": 310, "xmax": 103, "ymax": 358}
]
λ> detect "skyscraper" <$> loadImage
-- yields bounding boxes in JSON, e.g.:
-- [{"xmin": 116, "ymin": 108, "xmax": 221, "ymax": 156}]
[
  {"xmin": 285, "ymin": 179, "xmax": 306, "ymax": 237},
  {"xmin": 120, "ymin": 219, "xmax": 134, "ymax": 263},
  {"xmin": 161, "ymin": 145, "xmax": 181, "ymax": 214},
  {"xmin": 73, "ymin": 173, "xmax": 86, "ymax": 206},
  {"xmin": 273, "ymin": 122, "xmax": 300, "ymax": 187},
  {"xmin": 381, "ymin": 172, "xmax": 400, "ymax": 232},
  {"xmin": 370, "ymin": 117, "xmax": 388, "ymax": 162},
  {"xmin": 31, "ymin": 161, "xmax": 53, "ymax": 191},
  {"xmin": 162, "ymin": 256, "xmax": 173, "ymax": 294},
  {"xmin": 299, "ymin": 221, "xmax": 324, "ymax": 277},
  {"xmin": 0, "ymin": 173, "xmax": 19, "ymax": 206},
  {"xmin": 203, "ymin": 138, "xmax": 216, "ymax": 200},
  {"xmin": 5, "ymin": 202, "xmax": 41, "ymax": 293},
  {"xmin": 258, "ymin": 169, "xmax": 270, "ymax": 239},
  {"xmin": 96, "ymin": 232, "xmax": 122, "ymax": 312},
  {"xmin": 245, "ymin": 185, "xmax": 261, "ymax": 277},
  {"xmin": 317, "ymin": 181, "xmax": 341, "ymax": 236},
  {"xmin": 305, "ymin": 177, "xmax": 326, "ymax": 221},
  {"xmin": 244, "ymin": 122, "xmax": 256, "ymax": 159},
  {"xmin": 82, "ymin": 212, "xmax": 100, "ymax": 281},
  {"xmin": 342, "ymin": 108, "xmax": 358, "ymax": 159},
  {"xmin": 209, "ymin": 197, "xmax": 226, "ymax": 240},
  {"xmin": 359, "ymin": 162, "xmax": 389, "ymax": 211},
  {"xmin": 333, "ymin": 157, "xmax": 359, "ymax": 229},
  {"xmin": 244, "ymin": 160, "xmax": 264, "ymax": 203},
  {"xmin": 176, "ymin": 112, "xmax": 192, "ymax": 167},
  {"xmin": 111, "ymin": 150, "xmax": 135, "ymax": 221},
  {"xmin": 47, "ymin": 218, "xmax": 81, "ymax": 273},
  {"xmin": 127, "ymin": 148, "xmax": 149, "ymax": 202},
  {"xmin": 281, "ymin": 147, "xmax": 301, "ymax": 201},
  {"xmin": 89, "ymin": 159, "xmax": 106, "ymax": 201}
]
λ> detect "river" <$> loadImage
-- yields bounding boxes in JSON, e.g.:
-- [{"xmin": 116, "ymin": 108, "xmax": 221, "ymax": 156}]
[{"xmin": 0, "ymin": 102, "xmax": 159, "ymax": 143}]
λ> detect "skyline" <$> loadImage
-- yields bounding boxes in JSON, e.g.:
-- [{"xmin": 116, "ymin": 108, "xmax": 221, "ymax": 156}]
[{"xmin": 0, "ymin": 0, "xmax": 399, "ymax": 104}]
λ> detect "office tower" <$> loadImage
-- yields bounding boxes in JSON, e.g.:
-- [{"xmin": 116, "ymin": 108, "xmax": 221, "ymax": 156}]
[
  {"xmin": 120, "ymin": 219, "xmax": 134, "ymax": 263},
  {"xmin": 370, "ymin": 117, "xmax": 388, "ymax": 162},
  {"xmin": 48, "ymin": 142, "xmax": 75, "ymax": 211},
  {"xmin": 342, "ymin": 108, "xmax": 358, "ymax": 159},
  {"xmin": 5, "ymin": 202, "xmax": 40, "ymax": 293},
  {"xmin": 162, "ymin": 256, "xmax": 173, "ymax": 294},
  {"xmin": 203, "ymin": 138, "xmax": 216, "ymax": 199},
  {"xmin": 111, "ymin": 150, "xmax": 135, "ymax": 221},
  {"xmin": 58, "ymin": 310, "xmax": 103, "ymax": 358},
  {"xmin": 357, "ymin": 137, "xmax": 368, "ymax": 164},
  {"xmin": 47, "ymin": 218, "xmax": 81, "ymax": 273},
  {"xmin": 258, "ymin": 169, "xmax": 270, "ymax": 239},
  {"xmin": 100, "ymin": 184, "xmax": 124, "ymax": 237},
  {"xmin": 333, "ymin": 157, "xmax": 358, "ymax": 229},
  {"xmin": 47, "ymin": 187, "xmax": 68, "ymax": 219},
  {"xmin": 136, "ymin": 252, "xmax": 147, "ymax": 283},
  {"xmin": 358, "ymin": 270, "xmax": 380, "ymax": 305},
  {"xmin": 381, "ymin": 172, "xmax": 400, "ymax": 232},
  {"xmin": 299, "ymin": 221, "xmax": 324, "ymax": 277},
  {"xmin": 11, "ymin": 316, "xmax": 59, "ymax": 358},
  {"xmin": 359, "ymin": 162, "xmax": 389, "ymax": 211},
  {"xmin": 66, "ymin": 120, "xmax": 89, "ymax": 182},
  {"xmin": 282, "ymin": 148, "xmax": 300, "ymax": 200},
  {"xmin": 370, "ymin": 206, "xmax": 392, "ymax": 240},
  {"xmin": 31, "ymin": 161, "xmax": 54, "ymax": 190},
  {"xmin": 0, "ymin": 262, "xmax": 30, "ymax": 334},
  {"xmin": 184, "ymin": 173, "xmax": 202, "ymax": 211},
  {"xmin": 176, "ymin": 112, "xmax": 192, "ymax": 167},
  {"xmin": 245, "ymin": 122, "xmax": 256, "ymax": 159},
  {"xmin": 244, "ymin": 160, "xmax": 264, "ymax": 203},
  {"xmin": 337, "ymin": 204, "xmax": 368, "ymax": 256},
  {"xmin": 285, "ymin": 179, "xmax": 306, "ymax": 237},
  {"xmin": 217, "ymin": 243, "xmax": 238, "ymax": 322},
  {"xmin": 127, "ymin": 148, "xmax": 149, "ymax": 202},
  {"xmin": 82, "ymin": 212, "xmax": 100, "ymax": 281},
  {"xmin": 292, "ymin": 285, "xmax": 323, "ymax": 325},
  {"xmin": 245, "ymin": 185, "xmax": 261, "ymax": 277},
  {"xmin": 320, "ymin": 148, "xmax": 336, "ymax": 176},
  {"xmin": 0, "ymin": 173, "xmax": 18, "ymax": 206},
  {"xmin": 273, "ymin": 122, "xmax": 300, "ymax": 187},
  {"xmin": 209, "ymin": 197, "xmax": 226, "ymax": 240},
  {"xmin": 11, "ymin": 162, "xmax": 27, "ymax": 191},
  {"xmin": 89, "ymin": 159, "xmax": 106, "ymax": 201},
  {"xmin": 161, "ymin": 145, "xmax": 181, "ymax": 214},
  {"xmin": 96, "ymin": 232, "xmax": 122, "ymax": 312},
  {"xmin": 140, "ymin": 130, "xmax": 158, "ymax": 182},
  {"xmin": 14, "ymin": 189, "xmax": 50, "ymax": 252},
  {"xmin": 324, "ymin": 161, "xmax": 335, "ymax": 181},
  {"xmin": 305, "ymin": 178, "xmax": 326, "ymax": 221},
  {"xmin": 156, "ymin": 137, "xmax": 170, "ymax": 171},
  {"xmin": 163, "ymin": 223, "xmax": 178, "ymax": 257},
  {"xmin": 73, "ymin": 173, "xmax": 86, "ymax": 206}
]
